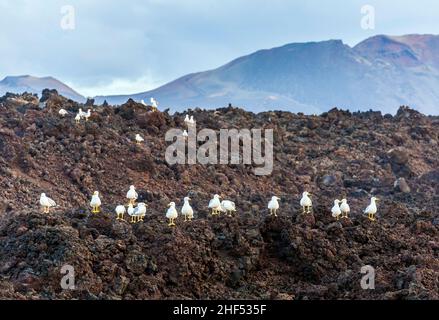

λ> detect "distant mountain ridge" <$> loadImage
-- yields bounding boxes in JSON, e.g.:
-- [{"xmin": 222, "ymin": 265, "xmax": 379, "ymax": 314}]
[
  {"xmin": 95, "ymin": 34, "xmax": 439, "ymax": 114},
  {"xmin": 0, "ymin": 75, "xmax": 85, "ymax": 102},
  {"xmin": 2, "ymin": 34, "xmax": 439, "ymax": 114}
]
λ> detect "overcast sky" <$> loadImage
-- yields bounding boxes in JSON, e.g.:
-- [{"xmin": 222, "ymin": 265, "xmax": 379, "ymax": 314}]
[{"xmin": 1, "ymin": 0, "xmax": 438, "ymax": 96}]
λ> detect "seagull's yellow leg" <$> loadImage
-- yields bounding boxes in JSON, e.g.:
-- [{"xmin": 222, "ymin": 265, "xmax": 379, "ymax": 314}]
[
  {"xmin": 274, "ymin": 209, "xmax": 278, "ymax": 217},
  {"xmin": 302, "ymin": 206, "xmax": 306, "ymax": 214}
]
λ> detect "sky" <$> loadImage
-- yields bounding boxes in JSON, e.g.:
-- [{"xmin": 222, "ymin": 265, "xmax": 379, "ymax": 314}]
[{"xmin": 0, "ymin": 0, "xmax": 438, "ymax": 97}]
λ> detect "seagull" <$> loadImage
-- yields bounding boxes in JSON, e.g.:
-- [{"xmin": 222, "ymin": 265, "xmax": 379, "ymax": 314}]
[
  {"xmin": 331, "ymin": 199, "xmax": 342, "ymax": 220},
  {"xmin": 150, "ymin": 97, "xmax": 158, "ymax": 112},
  {"xmin": 181, "ymin": 197, "xmax": 194, "ymax": 222},
  {"xmin": 364, "ymin": 197, "xmax": 379, "ymax": 221},
  {"xmin": 127, "ymin": 204, "xmax": 136, "ymax": 223},
  {"xmin": 268, "ymin": 196, "xmax": 280, "ymax": 217},
  {"xmin": 189, "ymin": 116, "xmax": 196, "ymax": 126},
  {"xmin": 182, "ymin": 130, "xmax": 188, "ymax": 139},
  {"xmin": 84, "ymin": 109, "xmax": 91, "ymax": 121},
  {"xmin": 59, "ymin": 109, "xmax": 68, "ymax": 117},
  {"xmin": 340, "ymin": 199, "xmax": 350, "ymax": 219},
  {"xmin": 221, "ymin": 200, "xmax": 236, "ymax": 217},
  {"xmin": 115, "ymin": 205, "xmax": 126, "ymax": 221},
  {"xmin": 126, "ymin": 185, "xmax": 138, "ymax": 205},
  {"xmin": 40, "ymin": 193, "xmax": 56, "ymax": 213},
  {"xmin": 75, "ymin": 113, "xmax": 81, "ymax": 124},
  {"xmin": 208, "ymin": 194, "xmax": 222, "ymax": 215},
  {"xmin": 135, "ymin": 134, "xmax": 144, "ymax": 145},
  {"xmin": 166, "ymin": 202, "xmax": 178, "ymax": 226},
  {"xmin": 90, "ymin": 191, "xmax": 102, "ymax": 213},
  {"xmin": 300, "ymin": 192, "xmax": 313, "ymax": 214},
  {"xmin": 134, "ymin": 203, "xmax": 147, "ymax": 222},
  {"xmin": 78, "ymin": 108, "xmax": 86, "ymax": 118},
  {"xmin": 140, "ymin": 99, "xmax": 147, "ymax": 106},
  {"xmin": 184, "ymin": 115, "xmax": 190, "ymax": 126}
]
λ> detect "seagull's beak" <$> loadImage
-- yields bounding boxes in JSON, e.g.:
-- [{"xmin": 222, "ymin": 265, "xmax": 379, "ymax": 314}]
[
  {"xmin": 188, "ymin": 197, "xmax": 191, "ymax": 200},
  {"xmin": 167, "ymin": 203, "xmax": 171, "ymax": 207},
  {"xmin": 375, "ymin": 198, "xmax": 380, "ymax": 202}
]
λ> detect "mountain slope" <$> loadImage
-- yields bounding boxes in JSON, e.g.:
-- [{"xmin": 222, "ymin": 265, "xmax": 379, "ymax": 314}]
[
  {"xmin": 0, "ymin": 75, "xmax": 85, "ymax": 102},
  {"xmin": 96, "ymin": 35, "xmax": 439, "ymax": 115}
]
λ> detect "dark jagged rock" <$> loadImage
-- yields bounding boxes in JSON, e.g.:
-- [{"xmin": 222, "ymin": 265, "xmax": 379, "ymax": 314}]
[{"xmin": 0, "ymin": 93, "xmax": 438, "ymax": 299}]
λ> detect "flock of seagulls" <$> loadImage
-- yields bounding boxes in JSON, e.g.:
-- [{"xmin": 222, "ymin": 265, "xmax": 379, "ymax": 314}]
[
  {"xmin": 47, "ymin": 104, "xmax": 381, "ymax": 226},
  {"xmin": 39, "ymin": 188, "xmax": 381, "ymax": 226}
]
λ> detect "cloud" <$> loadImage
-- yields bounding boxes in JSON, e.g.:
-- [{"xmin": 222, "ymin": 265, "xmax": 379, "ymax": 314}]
[{"xmin": 0, "ymin": 0, "xmax": 439, "ymax": 96}]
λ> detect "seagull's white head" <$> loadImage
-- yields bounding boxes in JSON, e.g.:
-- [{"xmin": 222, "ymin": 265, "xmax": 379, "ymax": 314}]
[
  {"xmin": 371, "ymin": 197, "xmax": 379, "ymax": 202},
  {"xmin": 168, "ymin": 202, "xmax": 176, "ymax": 207},
  {"xmin": 303, "ymin": 192, "xmax": 311, "ymax": 197},
  {"xmin": 41, "ymin": 193, "xmax": 46, "ymax": 197},
  {"xmin": 93, "ymin": 191, "xmax": 99, "ymax": 196},
  {"xmin": 272, "ymin": 196, "xmax": 280, "ymax": 201},
  {"xmin": 341, "ymin": 199, "xmax": 347, "ymax": 203},
  {"xmin": 334, "ymin": 199, "xmax": 341, "ymax": 204},
  {"xmin": 184, "ymin": 196, "xmax": 191, "ymax": 202},
  {"xmin": 214, "ymin": 194, "xmax": 221, "ymax": 199},
  {"xmin": 130, "ymin": 185, "xmax": 135, "ymax": 190}
]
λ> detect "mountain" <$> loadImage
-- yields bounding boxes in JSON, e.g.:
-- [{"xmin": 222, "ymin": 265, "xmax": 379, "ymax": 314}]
[
  {"xmin": 96, "ymin": 34, "xmax": 439, "ymax": 115},
  {"xmin": 0, "ymin": 75, "xmax": 85, "ymax": 102}
]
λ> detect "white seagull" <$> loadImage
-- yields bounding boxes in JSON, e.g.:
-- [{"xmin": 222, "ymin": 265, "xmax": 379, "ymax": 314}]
[
  {"xmin": 84, "ymin": 109, "xmax": 91, "ymax": 121},
  {"xmin": 140, "ymin": 99, "xmax": 147, "ymax": 106},
  {"xmin": 221, "ymin": 200, "xmax": 236, "ymax": 217},
  {"xmin": 340, "ymin": 199, "xmax": 350, "ymax": 219},
  {"xmin": 126, "ymin": 185, "xmax": 138, "ymax": 205},
  {"xmin": 181, "ymin": 197, "xmax": 194, "ymax": 221},
  {"xmin": 134, "ymin": 202, "xmax": 147, "ymax": 222},
  {"xmin": 331, "ymin": 199, "xmax": 342, "ymax": 220},
  {"xmin": 208, "ymin": 194, "xmax": 222, "ymax": 215},
  {"xmin": 268, "ymin": 196, "xmax": 280, "ymax": 217},
  {"xmin": 150, "ymin": 97, "xmax": 158, "ymax": 111},
  {"xmin": 90, "ymin": 191, "xmax": 102, "ymax": 213},
  {"xmin": 166, "ymin": 202, "xmax": 178, "ymax": 226},
  {"xmin": 300, "ymin": 192, "xmax": 313, "ymax": 214},
  {"xmin": 75, "ymin": 113, "xmax": 81, "ymax": 124},
  {"xmin": 59, "ymin": 109, "xmax": 68, "ymax": 117},
  {"xmin": 115, "ymin": 205, "xmax": 126, "ymax": 221},
  {"xmin": 135, "ymin": 134, "xmax": 144, "ymax": 145},
  {"xmin": 184, "ymin": 115, "xmax": 190, "ymax": 126},
  {"xmin": 182, "ymin": 130, "xmax": 188, "ymax": 138},
  {"xmin": 127, "ymin": 204, "xmax": 136, "ymax": 223},
  {"xmin": 189, "ymin": 116, "xmax": 196, "ymax": 126},
  {"xmin": 364, "ymin": 197, "xmax": 379, "ymax": 221},
  {"xmin": 40, "ymin": 193, "xmax": 56, "ymax": 213}
]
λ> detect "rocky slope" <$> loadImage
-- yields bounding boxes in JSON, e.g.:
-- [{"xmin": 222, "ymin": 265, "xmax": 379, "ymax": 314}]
[{"xmin": 0, "ymin": 91, "xmax": 438, "ymax": 299}]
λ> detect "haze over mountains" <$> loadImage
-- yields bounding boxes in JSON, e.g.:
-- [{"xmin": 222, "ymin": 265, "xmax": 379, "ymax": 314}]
[{"xmin": 2, "ymin": 34, "xmax": 439, "ymax": 114}]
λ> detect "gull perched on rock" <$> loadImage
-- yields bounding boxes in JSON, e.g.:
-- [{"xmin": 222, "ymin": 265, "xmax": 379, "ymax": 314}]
[
  {"xmin": 184, "ymin": 115, "xmax": 190, "ymax": 126},
  {"xmin": 268, "ymin": 196, "xmax": 280, "ymax": 217},
  {"xmin": 340, "ymin": 199, "xmax": 350, "ymax": 219},
  {"xmin": 182, "ymin": 130, "xmax": 188, "ymax": 139},
  {"xmin": 90, "ymin": 191, "xmax": 102, "ymax": 213},
  {"xmin": 300, "ymin": 192, "xmax": 313, "ymax": 214},
  {"xmin": 127, "ymin": 204, "xmax": 136, "ymax": 223},
  {"xmin": 364, "ymin": 197, "xmax": 379, "ymax": 221},
  {"xmin": 166, "ymin": 202, "xmax": 178, "ymax": 226},
  {"xmin": 84, "ymin": 109, "xmax": 91, "ymax": 121},
  {"xmin": 75, "ymin": 113, "xmax": 81, "ymax": 124},
  {"xmin": 59, "ymin": 109, "xmax": 68, "ymax": 117},
  {"xmin": 40, "ymin": 193, "xmax": 56, "ymax": 213},
  {"xmin": 208, "ymin": 194, "xmax": 222, "ymax": 215},
  {"xmin": 189, "ymin": 116, "xmax": 195, "ymax": 126},
  {"xmin": 135, "ymin": 203, "xmax": 147, "ymax": 222},
  {"xmin": 150, "ymin": 97, "xmax": 158, "ymax": 112},
  {"xmin": 126, "ymin": 185, "xmax": 138, "ymax": 205},
  {"xmin": 181, "ymin": 197, "xmax": 194, "ymax": 222},
  {"xmin": 135, "ymin": 134, "xmax": 144, "ymax": 145},
  {"xmin": 140, "ymin": 99, "xmax": 147, "ymax": 106},
  {"xmin": 115, "ymin": 205, "xmax": 126, "ymax": 221},
  {"xmin": 221, "ymin": 200, "xmax": 236, "ymax": 217},
  {"xmin": 331, "ymin": 199, "xmax": 342, "ymax": 220}
]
